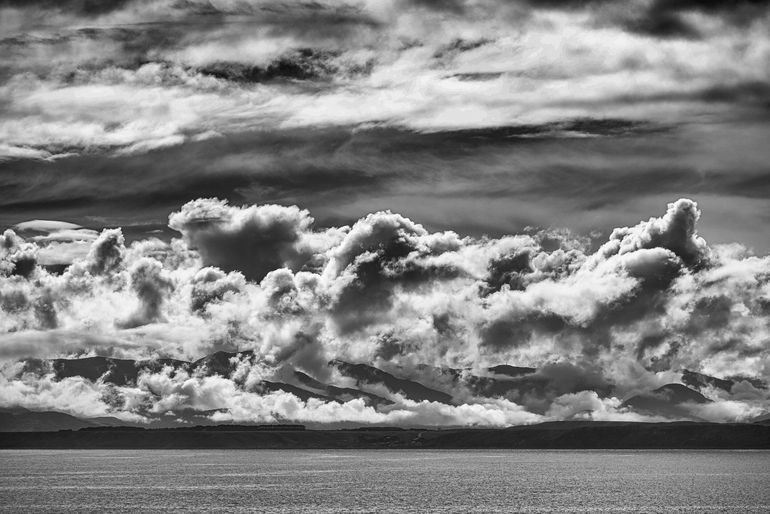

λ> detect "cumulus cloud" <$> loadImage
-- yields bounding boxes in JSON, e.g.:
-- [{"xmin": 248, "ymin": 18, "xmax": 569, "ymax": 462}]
[
  {"xmin": 589, "ymin": 198, "xmax": 710, "ymax": 270},
  {"xmin": 0, "ymin": 370, "xmax": 146, "ymax": 423},
  {"xmin": 0, "ymin": 229, "xmax": 37, "ymax": 278},
  {"xmin": 323, "ymin": 210, "xmax": 462, "ymax": 333},
  {"xmin": 83, "ymin": 229, "xmax": 125, "ymax": 276},
  {"xmin": 190, "ymin": 266, "xmax": 246, "ymax": 313},
  {"xmin": 0, "ymin": 197, "xmax": 768, "ymax": 426},
  {"xmin": 168, "ymin": 198, "xmax": 342, "ymax": 281},
  {"xmin": 118, "ymin": 258, "xmax": 174, "ymax": 328},
  {"xmin": 545, "ymin": 391, "xmax": 661, "ymax": 422}
]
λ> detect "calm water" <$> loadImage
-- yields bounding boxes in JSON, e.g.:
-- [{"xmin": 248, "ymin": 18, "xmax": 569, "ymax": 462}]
[{"xmin": 0, "ymin": 450, "xmax": 768, "ymax": 513}]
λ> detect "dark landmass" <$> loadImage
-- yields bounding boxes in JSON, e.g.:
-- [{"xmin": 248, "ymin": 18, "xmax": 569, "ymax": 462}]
[
  {"xmin": 1, "ymin": 421, "xmax": 768, "ymax": 450},
  {"xmin": 488, "ymin": 365, "xmax": 537, "ymax": 377},
  {"xmin": 294, "ymin": 371, "xmax": 394, "ymax": 407},
  {"xmin": 620, "ymin": 384, "xmax": 711, "ymax": 419},
  {"xmin": 682, "ymin": 369, "xmax": 768, "ymax": 392},
  {"xmin": 330, "ymin": 359, "xmax": 453, "ymax": 403},
  {"xmin": 0, "ymin": 407, "xmax": 138, "ymax": 432},
  {"xmin": 681, "ymin": 369, "xmax": 734, "ymax": 392}
]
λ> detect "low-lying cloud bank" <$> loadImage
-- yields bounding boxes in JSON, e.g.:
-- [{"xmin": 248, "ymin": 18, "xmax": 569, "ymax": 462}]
[{"xmin": 0, "ymin": 197, "xmax": 768, "ymax": 426}]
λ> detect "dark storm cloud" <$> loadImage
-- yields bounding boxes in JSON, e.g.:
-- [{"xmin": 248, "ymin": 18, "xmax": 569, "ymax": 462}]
[
  {"xmin": 196, "ymin": 49, "xmax": 340, "ymax": 83},
  {"xmin": 697, "ymin": 82, "xmax": 770, "ymax": 108},
  {"xmin": 0, "ymin": 122, "xmax": 652, "ymax": 200},
  {"xmin": 631, "ymin": 0, "xmax": 770, "ymax": 38},
  {"xmin": 519, "ymin": 0, "xmax": 606, "ymax": 9},
  {"xmin": 0, "ymin": 0, "xmax": 133, "ymax": 15},
  {"xmin": 606, "ymin": 81, "xmax": 770, "ymax": 111},
  {"xmin": 517, "ymin": 0, "xmax": 770, "ymax": 38},
  {"xmin": 0, "ymin": 2, "xmax": 377, "ymax": 83},
  {"xmin": 401, "ymin": 0, "xmax": 466, "ymax": 12},
  {"xmin": 483, "ymin": 250, "xmax": 533, "ymax": 293},
  {"xmin": 479, "ymin": 312, "xmax": 567, "ymax": 350},
  {"xmin": 1, "ymin": 120, "xmax": 769, "ymax": 258}
]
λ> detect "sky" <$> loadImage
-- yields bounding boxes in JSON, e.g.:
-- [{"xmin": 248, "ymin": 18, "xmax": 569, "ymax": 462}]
[{"xmin": 0, "ymin": 0, "xmax": 769, "ymax": 427}]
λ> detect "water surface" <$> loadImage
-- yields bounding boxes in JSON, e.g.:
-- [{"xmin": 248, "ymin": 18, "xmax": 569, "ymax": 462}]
[{"xmin": 1, "ymin": 450, "xmax": 768, "ymax": 513}]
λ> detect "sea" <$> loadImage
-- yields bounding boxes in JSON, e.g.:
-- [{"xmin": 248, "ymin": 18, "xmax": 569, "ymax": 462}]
[{"xmin": 0, "ymin": 450, "xmax": 768, "ymax": 513}]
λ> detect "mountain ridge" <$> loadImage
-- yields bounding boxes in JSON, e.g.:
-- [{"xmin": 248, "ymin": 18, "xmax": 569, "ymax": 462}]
[
  {"xmin": 7, "ymin": 352, "xmax": 767, "ymax": 430},
  {"xmin": 2, "ymin": 421, "xmax": 768, "ymax": 449}
]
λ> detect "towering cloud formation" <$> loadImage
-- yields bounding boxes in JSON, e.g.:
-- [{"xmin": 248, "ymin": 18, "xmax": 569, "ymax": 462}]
[
  {"xmin": 0, "ymin": 229, "xmax": 36, "ymax": 278},
  {"xmin": 0, "ymin": 198, "xmax": 768, "ymax": 426},
  {"xmin": 169, "ymin": 198, "xmax": 340, "ymax": 280},
  {"xmin": 83, "ymin": 229, "xmax": 125, "ymax": 276},
  {"xmin": 592, "ymin": 198, "xmax": 709, "ymax": 269},
  {"xmin": 323, "ymin": 211, "xmax": 462, "ymax": 333},
  {"xmin": 119, "ymin": 258, "xmax": 174, "ymax": 328}
]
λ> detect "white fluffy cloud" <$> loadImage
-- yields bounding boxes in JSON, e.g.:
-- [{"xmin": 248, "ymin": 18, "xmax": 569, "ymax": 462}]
[{"xmin": 0, "ymin": 197, "xmax": 768, "ymax": 425}]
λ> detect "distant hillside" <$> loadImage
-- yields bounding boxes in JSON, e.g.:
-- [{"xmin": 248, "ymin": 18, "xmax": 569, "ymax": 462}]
[
  {"xmin": 621, "ymin": 384, "xmax": 710, "ymax": 419},
  {"xmin": 0, "ymin": 407, "xmax": 131, "ymax": 432},
  {"xmin": 331, "ymin": 359, "xmax": 453, "ymax": 403},
  {"xmin": 681, "ymin": 369, "xmax": 767, "ymax": 392},
  {"xmin": 1, "ymin": 421, "xmax": 768, "ymax": 449}
]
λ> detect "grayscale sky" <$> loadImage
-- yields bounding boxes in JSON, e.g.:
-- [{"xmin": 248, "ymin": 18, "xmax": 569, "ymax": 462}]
[{"xmin": 0, "ymin": 0, "xmax": 768, "ymax": 427}]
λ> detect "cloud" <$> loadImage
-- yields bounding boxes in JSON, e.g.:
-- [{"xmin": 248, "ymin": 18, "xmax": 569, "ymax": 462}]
[
  {"xmin": 686, "ymin": 398, "xmax": 767, "ymax": 423},
  {"xmin": 0, "ymin": 0, "xmax": 768, "ymax": 160},
  {"xmin": 168, "ymin": 198, "xmax": 343, "ymax": 281},
  {"xmin": 0, "ymin": 229, "xmax": 37, "ymax": 278},
  {"xmin": 589, "ymin": 198, "xmax": 710, "ymax": 269},
  {"xmin": 190, "ymin": 266, "xmax": 246, "ymax": 313},
  {"xmin": 625, "ymin": 0, "xmax": 770, "ymax": 38},
  {"xmin": 118, "ymin": 258, "xmax": 174, "ymax": 328},
  {"xmin": 82, "ymin": 229, "xmax": 126, "ymax": 276},
  {"xmin": 545, "ymin": 391, "xmax": 661, "ymax": 422},
  {"xmin": 1, "ymin": 197, "xmax": 768, "ymax": 425},
  {"xmin": 0, "ymin": 370, "xmax": 146, "ymax": 423},
  {"xmin": 0, "ymin": 330, "xmax": 156, "ymax": 360},
  {"xmin": 0, "ymin": 0, "xmax": 135, "ymax": 16},
  {"xmin": 0, "ymin": 9, "xmax": 766, "ymax": 283},
  {"xmin": 323, "ymin": 210, "xmax": 462, "ymax": 333},
  {"xmin": 0, "ymin": 0, "xmax": 767, "ymax": 427}
]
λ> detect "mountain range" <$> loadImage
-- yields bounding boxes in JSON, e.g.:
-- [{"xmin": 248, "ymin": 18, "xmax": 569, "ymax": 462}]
[{"xmin": 4, "ymin": 350, "xmax": 767, "ymax": 431}]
